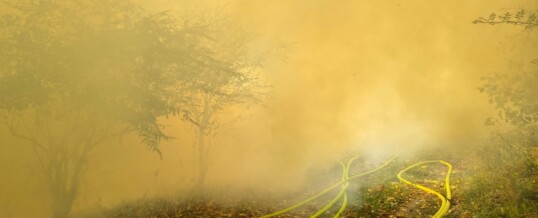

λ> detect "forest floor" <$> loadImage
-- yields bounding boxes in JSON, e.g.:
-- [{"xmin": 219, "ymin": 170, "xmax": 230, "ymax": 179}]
[{"xmin": 77, "ymin": 147, "xmax": 538, "ymax": 218}]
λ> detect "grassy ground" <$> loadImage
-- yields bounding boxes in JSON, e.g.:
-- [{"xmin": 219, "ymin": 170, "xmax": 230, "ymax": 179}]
[{"xmin": 75, "ymin": 139, "xmax": 538, "ymax": 218}]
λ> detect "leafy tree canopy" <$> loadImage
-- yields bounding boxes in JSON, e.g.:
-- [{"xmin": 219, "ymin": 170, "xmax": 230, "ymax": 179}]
[
  {"xmin": 0, "ymin": 0, "xmax": 216, "ymax": 152},
  {"xmin": 479, "ymin": 61, "xmax": 538, "ymax": 127}
]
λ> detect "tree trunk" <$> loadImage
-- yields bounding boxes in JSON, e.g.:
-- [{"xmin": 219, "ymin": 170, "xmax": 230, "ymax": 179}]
[
  {"xmin": 47, "ymin": 152, "xmax": 83, "ymax": 218},
  {"xmin": 51, "ymin": 189, "xmax": 75, "ymax": 218},
  {"xmin": 194, "ymin": 94, "xmax": 212, "ymax": 193},
  {"xmin": 195, "ymin": 124, "xmax": 207, "ymax": 193}
]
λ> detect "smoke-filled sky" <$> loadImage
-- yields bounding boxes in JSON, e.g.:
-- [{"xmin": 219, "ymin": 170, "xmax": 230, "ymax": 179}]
[{"xmin": 1, "ymin": 0, "xmax": 537, "ymax": 217}]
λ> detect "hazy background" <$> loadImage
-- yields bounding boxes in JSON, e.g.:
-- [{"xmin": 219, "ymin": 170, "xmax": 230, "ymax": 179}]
[{"xmin": 1, "ymin": 0, "xmax": 537, "ymax": 217}]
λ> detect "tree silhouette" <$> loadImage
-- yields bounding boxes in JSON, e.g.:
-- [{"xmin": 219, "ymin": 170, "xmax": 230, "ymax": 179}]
[
  {"xmin": 0, "ymin": 0, "xmax": 213, "ymax": 217},
  {"xmin": 479, "ymin": 62, "xmax": 538, "ymax": 127},
  {"xmin": 474, "ymin": 10, "xmax": 538, "ymax": 215},
  {"xmin": 178, "ymin": 16, "xmax": 270, "ymax": 192},
  {"xmin": 473, "ymin": 10, "xmax": 537, "ymax": 30},
  {"xmin": 474, "ymin": 10, "xmax": 538, "ymax": 128}
]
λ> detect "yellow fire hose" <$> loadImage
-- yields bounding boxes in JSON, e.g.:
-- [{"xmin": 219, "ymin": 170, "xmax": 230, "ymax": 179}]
[
  {"xmin": 311, "ymin": 155, "xmax": 358, "ymax": 218},
  {"xmin": 333, "ymin": 159, "xmax": 352, "ymax": 218},
  {"xmin": 397, "ymin": 160, "xmax": 453, "ymax": 218},
  {"xmin": 261, "ymin": 156, "xmax": 453, "ymax": 218},
  {"xmin": 260, "ymin": 155, "xmax": 398, "ymax": 218}
]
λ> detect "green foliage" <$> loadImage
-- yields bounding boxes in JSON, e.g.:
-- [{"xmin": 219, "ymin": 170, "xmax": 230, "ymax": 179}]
[
  {"xmin": 478, "ymin": 62, "xmax": 538, "ymax": 128},
  {"xmin": 470, "ymin": 8, "xmax": 538, "ymax": 217},
  {"xmin": 0, "ymin": 0, "xmax": 258, "ymax": 217},
  {"xmin": 457, "ymin": 132, "xmax": 538, "ymax": 217},
  {"xmin": 179, "ymin": 16, "xmax": 268, "ymax": 131},
  {"xmin": 0, "ymin": 0, "xmax": 204, "ymax": 151}
]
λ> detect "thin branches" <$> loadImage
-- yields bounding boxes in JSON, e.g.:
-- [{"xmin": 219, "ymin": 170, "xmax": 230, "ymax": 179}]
[{"xmin": 473, "ymin": 10, "xmax": 538, "ymax": 30}]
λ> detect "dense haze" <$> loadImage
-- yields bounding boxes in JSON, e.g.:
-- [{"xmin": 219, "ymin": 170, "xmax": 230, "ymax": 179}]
[{"xmin": 1, "ymin": 0, "xmax": 537, "ymax": 217}]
